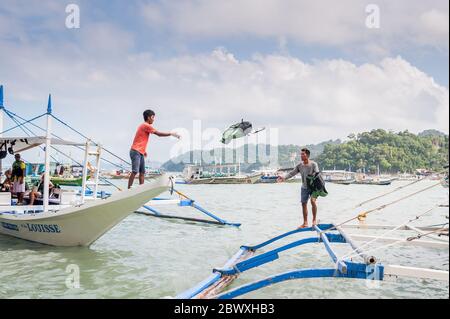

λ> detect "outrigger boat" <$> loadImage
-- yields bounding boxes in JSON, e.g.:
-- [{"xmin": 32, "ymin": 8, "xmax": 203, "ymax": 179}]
[
  {"xmin": 353, "ymin": 177, "xmax": 392, "ymax": 186},
  {"xmin": 107, "ymin": 168, "xmax": 163, "ymax": 180},
  {"xmin": 177, "ymin": 223, "xmax": 448, "ymax": 299},
  {"xmin": 187, "ymin": 173, "xmax": 262, "ymax": 185},
  {"xmin": 0, "ymin": 87, "xmax": 171, "ymax": 246},
  {"xmin": 0, "ymin": 175, "xmax": 169, "ymax": 246},
  {"xmin": 322, "ymin": 170, "xmax": 356, "ymax": 185},
  {"xmin": 25, "ymin": 163, "xmax": 86, "ymax": 187},
  {"xmin": 183, "ymin": 164, "xmax": 262, "ymax": 185},
  {"xmin": 178, "ymin": 175, "xmax": 449, "ymax": 299},
  {"xmin": 135, "ymin": 189, "xmax": 241, "ymax": 227}
]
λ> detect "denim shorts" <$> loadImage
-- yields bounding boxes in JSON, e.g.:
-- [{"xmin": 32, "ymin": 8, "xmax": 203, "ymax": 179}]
[
  {"xmin": 130, "ymin": 149, "xmax": 145, "ymax": 174},
  {"xmin": 300, "ymin": 187, "xmax": 312, "ymax": 204}
]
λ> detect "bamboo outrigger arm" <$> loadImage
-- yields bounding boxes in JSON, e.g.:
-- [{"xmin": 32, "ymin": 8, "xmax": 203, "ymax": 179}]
[{"xmin": 177, "ymin": 224, "xmax": 448, "ymax": 299}]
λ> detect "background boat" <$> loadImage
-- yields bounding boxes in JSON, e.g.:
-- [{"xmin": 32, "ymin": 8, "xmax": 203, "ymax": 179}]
[
  {"xmin": 322, "ymin": 170, "xmax": 356, "ymax": 185},
  {"xmin": 183, "ymin": 163, "xmax": 262, "ymax": 184},
  {"xmin": 187, "ymin": 172, "xmax": 262, "ymax": 184},
  {"xmin": 104, "ymin": 168, "xmax": 163, "ymax": 180},
  {"xmin": 353, "ymin": 177, "xmax": 392, "ymax": 185},
  {"xmin": 25, "ymin": 163, "xmax": 86, "ymax": 187}
]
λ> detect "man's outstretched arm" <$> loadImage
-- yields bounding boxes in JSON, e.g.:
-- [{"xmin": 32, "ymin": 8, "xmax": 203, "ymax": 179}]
[
  {"xmin": 277, "ymin": 165, "xmax": 300, "ymax": 182},
  {"xmin": 154, "ymin": 130, "xmax": 181, "ymax": 139}
]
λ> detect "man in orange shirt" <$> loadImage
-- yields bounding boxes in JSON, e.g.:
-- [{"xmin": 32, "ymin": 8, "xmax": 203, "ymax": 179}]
[{"xmin": 129, "ymin": 110, "xmax": 180, "ymax": 189}]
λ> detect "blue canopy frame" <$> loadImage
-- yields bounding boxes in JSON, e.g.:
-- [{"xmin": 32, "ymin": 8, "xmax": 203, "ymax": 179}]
[{"xmin": 177, "ymin": 224, "xmax": 384, "ymax": 299}]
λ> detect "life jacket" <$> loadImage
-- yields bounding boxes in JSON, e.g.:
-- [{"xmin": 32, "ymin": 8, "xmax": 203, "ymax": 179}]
[{"xmin": 306, "ymin": 172, "xmax": 328, "ymax": 198}]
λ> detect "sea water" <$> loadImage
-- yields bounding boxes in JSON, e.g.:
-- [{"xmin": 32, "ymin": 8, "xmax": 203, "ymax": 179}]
[{"xmin": 0, "ymin": 180, "xmax": 448, "ymax": 299}]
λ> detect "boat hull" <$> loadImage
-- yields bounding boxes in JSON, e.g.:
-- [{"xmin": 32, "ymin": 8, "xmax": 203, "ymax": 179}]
[
  {"xmin": 353, "ymin": 180, "xmax": 392, "ymax": 185},
  {"xmin": 255, "ymin": 176, "xmax": 278, "ymax": 184},
  {"xmin": 187, "ymin": 174, "xmax": 262, "ymax": 185},
  {"xmin": 0, "ymin": 175, "xmax": 170, "ymax": 246},
  {"xmin": 327, "ymin": 179, "xmax": 355, "ymax": 185},
  {"xmin": 27, "ymin": 176, "xmax": 85, "ymax": 187}
]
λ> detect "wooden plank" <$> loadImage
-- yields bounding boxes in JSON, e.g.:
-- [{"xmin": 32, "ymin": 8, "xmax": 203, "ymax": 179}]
[
  {"xmin": 145, "ymin": 199, "xmax": 181, "ymax": 206},
  {"xmin": 134, "ymin": 210, "xmax": 225, "ymax": 225},
  {"xmin": 341, "ymin": 224, "xmax": 442, "ymax": 232},
  {"xmin": 348, "ymin": 234, "xmax": 448, "ymax": 249},
  {"xmin": 385, "ymin": 265, "xmax": 449, "ymax": 282}
]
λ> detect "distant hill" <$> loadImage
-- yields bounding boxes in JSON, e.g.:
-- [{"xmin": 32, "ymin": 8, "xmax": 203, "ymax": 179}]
[
  {"xmin": 161, "ymin": 140, "xmax": 341, "ymax": 172},
  {"xmin": 418, "ymin": 129, "xmax": 447, "ymax": 137},
  {"xmin": 162, "ymin": 129, "xmax": 449, "ymax": 174},
  {"xmin": 316, "ymin": 129, "xmax": 448, "ymax": 174}
]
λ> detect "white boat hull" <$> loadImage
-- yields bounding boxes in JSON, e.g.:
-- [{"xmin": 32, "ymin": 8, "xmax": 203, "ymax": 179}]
[{"xmin": 0, "ymin": 175, "xmax": 170, "ymax": 246}]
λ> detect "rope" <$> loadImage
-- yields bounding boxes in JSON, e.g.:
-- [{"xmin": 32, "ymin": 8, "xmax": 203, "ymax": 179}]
[
  {"xmin": 324, "ymin": 182, "xmax": 442, "ymax": 233},
  {"xmin": 2, "ymin": 109, "xmax": 122, "ymax": 191},
  {"xmin": 347, "ymin": 225, "xmax": 449, "ymax": 259},
  {"xmin": 423, "ymin": 222, "xmax": 450, "ymax": 228},
  {"xmin": 48, "ymin": 145, "xmax": 123, "ymax": 192},
  {"xmin": 2, "ymin": 109, "xmax": 129, "ymax": 171},
  {"xmin": 51, "ymin": 114, "xmax": 131, "ymax": 166},
  {"xmin": 0, "ymin": 113, "xmax": 46, "ymax": 135},
  {"xmin": 406, "ymin": 226, "xmax": 449, "ymax": 241},
  {"xmin": 3, "ymin": 109, "xmax": 59, "ymax": 163},
  {"xmin": 330, "ymin": 173, "xmax": 445, "ymax": 220},
  {"xmin": 355, "ymin": 177, "xmax": 430, "ymax": 208},
  {"xmin": 339, "ymin": 205, "xmax": 441, "ymax": 261},
  {"xmin": 2, "ymin": 109, "xmax": 128, "ymax": 184}
]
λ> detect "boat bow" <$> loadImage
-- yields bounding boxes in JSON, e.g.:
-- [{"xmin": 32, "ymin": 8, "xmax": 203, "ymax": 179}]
[{"xmin": 0, "ymin": 174, "xmax": 171, "ymax": 246}]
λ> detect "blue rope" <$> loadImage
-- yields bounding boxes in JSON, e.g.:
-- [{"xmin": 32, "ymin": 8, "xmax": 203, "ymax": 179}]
[
  {"xmin": 3, "ymin": 109, "xmax": 59, "ymax": 163},
  {"xmin": 1, "ymin": 108, "xmax": 129, "ymax": 170},
  {"xmin": 51, "ymin": 114, "xmax": 131, "ymax": 166},
  {"xmin": 0, "ymin": 113, "xmax": 46, "ymax": 135},
  {"xmin": 2, "ymin": 109, "xmax": 122, "ymax": 191}
]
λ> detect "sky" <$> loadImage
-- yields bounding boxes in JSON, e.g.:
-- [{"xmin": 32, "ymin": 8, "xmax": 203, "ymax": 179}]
[{"xmin": 0, "ymin": 0, "xmax": 448, "ymax": 164}]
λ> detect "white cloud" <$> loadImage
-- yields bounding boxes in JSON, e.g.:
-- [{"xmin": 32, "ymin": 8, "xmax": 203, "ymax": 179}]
[
  {"xmin": 77, "ymin": 23, "xmax": 136, "ymax": 56},
  {"xmin": 0, "ymin": 0, "xmax": 448, "ymax": 162},
  {"xmin": 141, "ymin": 0, "xmax": 449, "ymax": 53},
  {"xmin": 1, "ymin": 41, "xmax": 448, "ymax": 161},
  {"xmin": 417, "ymin": 9, "xmax": 450, "ymax": 49}
]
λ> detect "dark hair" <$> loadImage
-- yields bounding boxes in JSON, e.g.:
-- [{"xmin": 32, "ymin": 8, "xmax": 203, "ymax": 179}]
[
  {"xmin": 301, "ymin": 148, "xmax": 311, "ymax": 157},
  {"xmin": 143, "ymin": 110, "xmax": 155, "ymax": 121}
]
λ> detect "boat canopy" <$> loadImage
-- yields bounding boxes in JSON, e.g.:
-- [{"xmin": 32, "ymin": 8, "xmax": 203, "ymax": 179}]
[{"xmin": 0, "ymin": 136, "xmax": 84, "ymax": 154}]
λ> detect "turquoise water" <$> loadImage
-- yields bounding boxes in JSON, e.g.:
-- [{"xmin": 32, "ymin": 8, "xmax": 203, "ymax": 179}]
[{"xmin": 0, "ymin": 180, "xmax": 448, "ymax": 299}]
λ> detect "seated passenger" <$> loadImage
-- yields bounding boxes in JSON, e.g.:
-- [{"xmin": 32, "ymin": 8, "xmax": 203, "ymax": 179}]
[
  {"xmin": 29, "ymin": 174, "xmax": 54, "ymax": 205},
  {"xmin": 0, "ymin": 169, "xmax": 12, "ymax": 192}
]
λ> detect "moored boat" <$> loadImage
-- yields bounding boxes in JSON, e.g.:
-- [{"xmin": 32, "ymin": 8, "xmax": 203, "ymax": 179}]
[
  {"xmin": 322, "ymin": 170, "xmax": 355, "ymax": 185},
  {"xmin": 0, "ymin": 175, "xmax": 170, "ymax": 246},
  {"xmin": 353, "ymin": 174, "xmax": 393, "ymax": 185},
  {"xmin": 187, "ymin": 173, "xmax": 262, "ymax": 185},
  {"xmin": 0, "ymin": 89, "xmax": 171, "ymax": 246},
  {"xmin": 183, "ymin": 163, "xmax": 262, "ymax": 185},
  {"xmin": 353, "ymin": 178, "xmax": 392, "ymax": 185}
]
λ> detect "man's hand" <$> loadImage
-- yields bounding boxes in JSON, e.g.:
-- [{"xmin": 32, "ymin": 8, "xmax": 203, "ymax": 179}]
[
  {"xmin": 171, "ymin": 132, "xmax": 181, "ymax": 139},
  {"xmin": 277, "ymin": 176, "xmax": 285, "ymax": 183}
]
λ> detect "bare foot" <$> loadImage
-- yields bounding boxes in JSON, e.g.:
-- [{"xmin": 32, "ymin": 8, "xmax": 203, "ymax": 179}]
[
  {"xmin": 312, "ymin": 220, "xmax": 317, "ymax": 226},
  {"xmin": 298, "ymin": 223, "xmax": 309, "ymax": 229}
]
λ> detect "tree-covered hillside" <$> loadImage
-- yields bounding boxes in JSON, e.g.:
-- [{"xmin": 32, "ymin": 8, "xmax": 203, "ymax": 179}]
[
  {"xmin": 161, "ymin": 129, "xmax": 448, "ymax": 174},
  {"xmin": 316, "ymin": 129, "xmax": 448, "ymax": 173},
  {"xmin": 161, "ymin": 140, "xmax": 340, "ymax": 172}
]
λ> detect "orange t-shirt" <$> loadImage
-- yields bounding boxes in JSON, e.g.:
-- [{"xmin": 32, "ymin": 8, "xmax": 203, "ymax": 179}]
[{"xmin": 131, "ymin": 123, "xmax": 156, "ymax": 155}]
